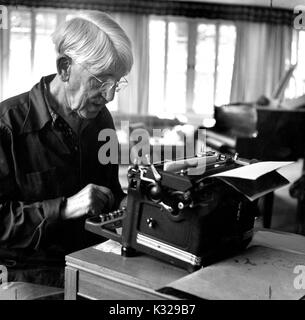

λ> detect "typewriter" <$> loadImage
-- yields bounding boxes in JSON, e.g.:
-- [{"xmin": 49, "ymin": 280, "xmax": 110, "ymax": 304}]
[{"xmin": 85, "ymin": 151, "xmax": 289, "ymax": 272}]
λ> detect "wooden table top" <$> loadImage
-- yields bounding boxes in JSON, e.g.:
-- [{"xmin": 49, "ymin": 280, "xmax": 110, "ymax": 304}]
[{"xmin": 66, "ymin": 228, "xmax": 305, "ymax": 299}]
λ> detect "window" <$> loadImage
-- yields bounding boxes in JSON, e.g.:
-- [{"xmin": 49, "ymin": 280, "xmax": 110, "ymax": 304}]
[
  {"xmin": 33, "ymin": 12, "xmax": 57, "ymax": 82},
  {"xmin": 284, "ymin": 29, "xmax": 305, "ymax": 100},
  {"xmin": 2, "ymin": 8, "xmax": 61, "ymax": 101},
  {"xmin": 148, "ymin": 16, "xmax": 236, "ymax": 119},
  {"xmin": 5, "ymin": 10, "xmax": 32, "ymax": 99}
]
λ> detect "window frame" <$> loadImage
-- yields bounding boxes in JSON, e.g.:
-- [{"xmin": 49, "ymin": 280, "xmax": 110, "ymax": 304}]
[
  {"xmin": 0, "ymin": 6, "xmax": 79, "ymax": 102},
  {"xmin": 284, "ymin": 29, "xmax": 305, "ymax": 100},
  {"xmin": 148, "ymin": 15, "xmax": 236, "ymax": 118}
]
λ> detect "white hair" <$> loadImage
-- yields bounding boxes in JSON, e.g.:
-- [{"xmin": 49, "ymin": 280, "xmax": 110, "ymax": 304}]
[{"xmin": 52, "ymin": 11, "xmax": 133, "ymax": 76}]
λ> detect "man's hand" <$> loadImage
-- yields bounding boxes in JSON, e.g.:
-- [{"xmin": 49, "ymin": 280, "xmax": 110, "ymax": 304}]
[{"xmin": 60, "ymin": 184, "xmax": 114, "ymax": 220}]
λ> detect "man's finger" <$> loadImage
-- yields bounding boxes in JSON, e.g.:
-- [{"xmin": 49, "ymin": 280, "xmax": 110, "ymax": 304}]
[{"xmin": 96, "ymin": 186, "xmax": 114, "ymax": 208}]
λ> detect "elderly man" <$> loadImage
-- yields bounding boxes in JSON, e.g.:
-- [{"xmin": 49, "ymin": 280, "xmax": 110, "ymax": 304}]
[{"xmin": 0, "ymin": 11, "xmax": 133, "ymax": 289}]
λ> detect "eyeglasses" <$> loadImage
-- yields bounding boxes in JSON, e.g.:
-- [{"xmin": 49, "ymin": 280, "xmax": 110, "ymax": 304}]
[{"xmin": 80, "ymin": 63, "xmax": 128, "ymax": 93}]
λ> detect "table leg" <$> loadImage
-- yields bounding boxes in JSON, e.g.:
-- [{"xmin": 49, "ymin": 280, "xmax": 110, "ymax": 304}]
[
  {"xmin": 64, "ymin": 266, "xmax": 78, "ymax": 300},
  {"xmin": 262, "ymin": 192, "xmax": 274, "ymax": 229},
  {"xmin": 296, "ymin": 199, "xmax": 305, "ymax": 235}
]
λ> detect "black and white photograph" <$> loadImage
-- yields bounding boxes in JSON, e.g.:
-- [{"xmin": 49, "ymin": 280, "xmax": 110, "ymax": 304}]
[{"xmin": 0, "ymin": 0, "xmax": 305, "ymax": 308}]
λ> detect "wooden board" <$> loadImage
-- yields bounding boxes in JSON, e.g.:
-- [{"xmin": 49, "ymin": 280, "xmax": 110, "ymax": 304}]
[{"xmin": 164, "ymin": 245, "xmax": 305, "ymax": 300}]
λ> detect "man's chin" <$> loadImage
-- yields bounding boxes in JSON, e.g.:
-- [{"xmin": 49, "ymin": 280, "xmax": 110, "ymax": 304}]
[
  {"xmin": 78, "ymin": 105, "xmax": 105, "ymax": 119},
  {"xmin": 77, "ymin": 109, "xmax": 100, "ymax": 119}
]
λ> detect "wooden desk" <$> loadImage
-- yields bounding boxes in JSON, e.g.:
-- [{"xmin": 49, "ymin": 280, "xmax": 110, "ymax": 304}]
[
  {"xmin": 64, "ymin": 244, "xmax": 188, "ymax": 300},
  {"xmin": 65, "ymin": 229, "xmax": 305, "ymax": 300}
]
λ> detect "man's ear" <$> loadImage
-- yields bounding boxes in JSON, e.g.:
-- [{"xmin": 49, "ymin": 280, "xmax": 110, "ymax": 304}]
[{"xmin": 56, "ymin": 55, "xmax": 72, "ymax": 82}]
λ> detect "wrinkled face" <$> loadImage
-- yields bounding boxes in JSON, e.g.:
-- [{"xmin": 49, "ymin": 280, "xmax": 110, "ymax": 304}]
[{"xmin": 66, "ymin": 62, "xmax": 123, "ymax": 119}]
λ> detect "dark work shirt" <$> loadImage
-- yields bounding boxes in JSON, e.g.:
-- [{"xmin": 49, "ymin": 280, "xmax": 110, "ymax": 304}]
[{"xmin": 0, "ymin": 74, "xmax": 125, "ymax": 262}]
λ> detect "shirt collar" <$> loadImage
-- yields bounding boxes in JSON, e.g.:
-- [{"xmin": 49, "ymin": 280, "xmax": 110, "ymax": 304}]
[
  {"xmin": 21, "ymin": 74, "xmax": 57, "ymax": 134},
  {"xmin": 21, "ymin": 74, "xmax": 105, "ymax": 134}
]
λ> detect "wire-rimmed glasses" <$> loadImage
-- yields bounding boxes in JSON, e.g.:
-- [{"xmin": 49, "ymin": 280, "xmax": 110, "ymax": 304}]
[{"xmin": 80, "ymin": 63, "xmax": 128, "ymax": 93}]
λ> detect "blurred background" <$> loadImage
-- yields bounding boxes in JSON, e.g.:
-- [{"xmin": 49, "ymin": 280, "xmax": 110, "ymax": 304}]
[
  {"xmin": 1, "ymin": 0, "xmax": 304, "ymax": 120},
  {"xmin": 1, "ymin": 0, "xmax": 305, "ymax": 233}
]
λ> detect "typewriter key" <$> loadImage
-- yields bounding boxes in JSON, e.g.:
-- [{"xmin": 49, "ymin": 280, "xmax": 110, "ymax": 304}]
[
  {"xmin": 178, "ymin": 202, "xmax": 184, "ymax": 210},
  {"xmin": 146, "ymin": 217, "xmax": 155, "ymax": 228}
]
